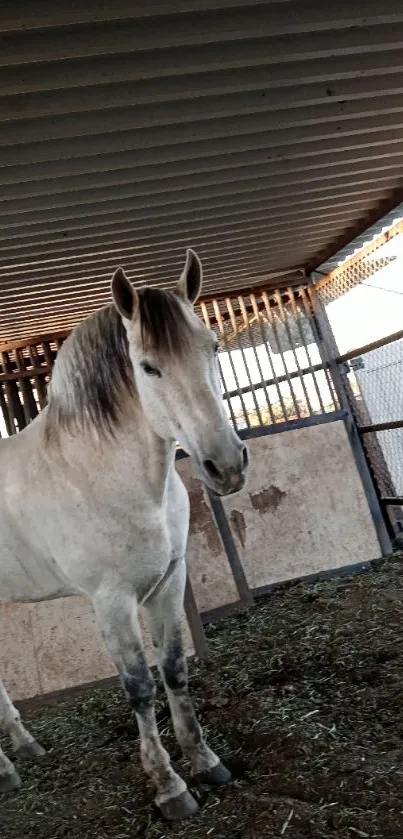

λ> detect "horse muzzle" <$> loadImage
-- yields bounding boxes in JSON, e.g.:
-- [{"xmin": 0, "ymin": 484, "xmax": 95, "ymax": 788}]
[{"xmin": 199, "ymin": 443, "xmax": 249, "ymax": 496}]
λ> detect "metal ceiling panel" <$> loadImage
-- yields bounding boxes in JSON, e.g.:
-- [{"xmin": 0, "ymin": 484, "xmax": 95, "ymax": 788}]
[{"xmin": 1, "ymin": 0, "xmax": 403, "ymax": 341}]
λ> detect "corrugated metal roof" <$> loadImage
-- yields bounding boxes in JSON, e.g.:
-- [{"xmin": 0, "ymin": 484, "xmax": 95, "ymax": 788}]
[{"xmin": 2, "ymin": 0, "xmax": 403, "ymax": 341}]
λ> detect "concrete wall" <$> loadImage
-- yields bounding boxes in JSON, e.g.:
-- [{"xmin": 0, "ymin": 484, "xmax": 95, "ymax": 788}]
[
  {"xmin": 222, "ymin": 421, "xmax": 380, "ymax": 590},
  {"xmin": 1, "ymin": 598, "xmax": 195, "ymax": 702},
  {"xmin": 175, "ymin": 457, "xmax": 240, "ymax": 613},
  {"xmin": 0, "ymin": 420, "xmax": 381, "ymax": 701}
]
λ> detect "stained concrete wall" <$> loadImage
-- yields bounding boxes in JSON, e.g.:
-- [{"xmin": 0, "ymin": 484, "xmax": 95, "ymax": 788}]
[
  {"xmin": 222, "ymin": 421, "xmax": 380, "ymax": 589},
  {"xmin": 1, "ymin": 420, "xmax": 381, "ymax": 701},
  {"xmin": 1, "ymin": 598, "xmax": 195, "ymax": 702},
  {"xmin": 175, "ymin": 458, "xmax": 239, "ymax": 613}
]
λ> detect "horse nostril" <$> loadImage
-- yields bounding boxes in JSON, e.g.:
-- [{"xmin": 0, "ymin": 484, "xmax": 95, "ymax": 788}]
[
  {"xmin": 242, "ymin": 446, "xmax": 249, "ymax": 469},
  {"xmin": 203, "ymin": 459, "xmax": 222, "ymax": 481}
]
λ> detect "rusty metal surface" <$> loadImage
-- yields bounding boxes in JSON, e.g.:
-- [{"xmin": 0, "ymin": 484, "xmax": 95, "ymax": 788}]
[
  {"xmin": 314, "ymin": 218, "xmax": 403, "ymax": 307},
  {"xmin": 1, "ymin": 1, "xmax": 403, "ymax": 340},
  {"xmin": 318, "ymin": 202, "xmax": 403, "ymax": 273}
]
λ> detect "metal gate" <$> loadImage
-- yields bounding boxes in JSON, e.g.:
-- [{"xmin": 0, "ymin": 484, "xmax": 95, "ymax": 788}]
[{"xmin": 314, "ymin": 219, "xmax": 403, "ymax": 547}]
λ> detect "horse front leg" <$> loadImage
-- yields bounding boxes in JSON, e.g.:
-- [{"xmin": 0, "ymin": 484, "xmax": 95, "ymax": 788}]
[
  {"xmin": 0, "ymin": 744, "xmax": 20, "ymax": 793},
  {"xmin": 0, "ymin": 678, "xmax": 45, "ymax": 762},
  {"xmin": 145, "ymin": 561, "xmax": 232, "ymax": 786},
  {"xmin": 93, "ymin": 584, "xmax": 198, "ymax": 821},
  {"xmin": 0, "ymin": 677, "xmax": 46, "ymax": 794}
]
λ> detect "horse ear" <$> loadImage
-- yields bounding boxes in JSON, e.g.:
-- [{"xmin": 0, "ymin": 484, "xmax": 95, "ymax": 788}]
[
  {"xmin": 111, "ymin": 267, "xmax": 138, "ymax": 320},
  {"xmin": 175, "ymin": 248, "xmax": 203, "ymax": 305}
]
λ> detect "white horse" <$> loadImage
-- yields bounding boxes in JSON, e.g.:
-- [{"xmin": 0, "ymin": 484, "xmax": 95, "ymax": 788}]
[{"xmin": 0, "ymin": 249, "xmax": 248, "ymax": 820}]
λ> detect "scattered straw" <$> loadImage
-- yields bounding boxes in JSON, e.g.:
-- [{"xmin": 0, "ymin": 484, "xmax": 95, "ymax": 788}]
[{"xmin": 2, "ymin": 553, "xmax": 403, "ymax": 838}]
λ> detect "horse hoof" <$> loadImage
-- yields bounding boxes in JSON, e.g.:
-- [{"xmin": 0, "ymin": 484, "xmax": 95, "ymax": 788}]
[
  {"xmin": 0, "ymin": 770, "xmax": 21, "ymax": 794},
  {"xmin": 159, "ymin": 789, "xmax": 199, "ymax": 821},
  {"xmin": 15, "ymin": 741, "xmax": 46, "ymax": 760},
  {"xmin": 194, "ymin": 761, "xmax": 232, "ymax": 786}
]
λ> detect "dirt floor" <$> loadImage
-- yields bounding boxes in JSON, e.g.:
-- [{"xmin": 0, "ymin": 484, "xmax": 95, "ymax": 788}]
[{"xmin": 2, "ymin": 554, "xmax": 403, "ymax": 838}]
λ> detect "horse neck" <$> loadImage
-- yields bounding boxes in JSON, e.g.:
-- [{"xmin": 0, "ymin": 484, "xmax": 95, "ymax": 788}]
[{"xmin": 45, "ymin": 398, "xmax": 177, "ymax": 505}]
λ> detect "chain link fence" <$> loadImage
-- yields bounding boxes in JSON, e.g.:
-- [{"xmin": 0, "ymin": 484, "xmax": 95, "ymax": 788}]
[{"xmin": 316, "ymin": 219, "xmax": 403, "ymax": 536}]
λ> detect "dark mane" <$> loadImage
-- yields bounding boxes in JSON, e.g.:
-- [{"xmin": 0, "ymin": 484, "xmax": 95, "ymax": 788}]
[{"xmin": 45, "ymin": 287, "xmax": 192, "ymax": 439}]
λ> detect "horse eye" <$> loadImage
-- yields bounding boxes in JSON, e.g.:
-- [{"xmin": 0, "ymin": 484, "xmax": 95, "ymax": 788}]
[
  {"xmin": 141, "ymin": 361, "xmax": 161, "ymax": 377},
  {"xmin": 213, "ymin": 343, "xmax": 219, "ymax": 355}
]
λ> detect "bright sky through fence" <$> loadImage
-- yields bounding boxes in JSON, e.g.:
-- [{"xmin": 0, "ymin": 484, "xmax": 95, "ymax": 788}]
[{"xmin": 326, "ymin": 228, "xmax": 403, "ymax": 356}]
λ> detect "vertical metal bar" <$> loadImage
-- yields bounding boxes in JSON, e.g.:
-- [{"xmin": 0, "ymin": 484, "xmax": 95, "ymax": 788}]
[
  {"xmin": 42, "ymin": 340, "xmax": 55, "ymax": 370},
  {"xmin": 238, "ymin": 294, "xmax": 274, "ymax": 424},
  {"xmin": 301, "ymin": 287, "xmax": 338, "ymax": 410},
  {"xmin": 309, "ymin": 285, "xmax": 392, "ymax": 557},
  {"xmin": 184, "ymin": 574, "xmax": 208, "ymax": 659},
  {"xmin": 226, "ymin": 296, "xmax": 263, "ymax": 425},
  {"xmin": 0, "ymin": 356, "xmax": 15, "ymax": 435},
  {"xmin": 212, "ymin": 298, "xmax": 250, "ymax": 429},
  {"xmin": 262, "ymin": 291, "xmax": 300, "ymax": 420},
  {"xmin": 1, "ymin": 351, "xmax": 26, "ymax": 432},
  {"xmin": 200, "ymin": 300, "xmax": 238, "ymax": 430},
  {"xmin": 14, "ymin": 348, "xmax": 38, "ymax": 425},
  {"xmin": 0, "ymin": 382, "xmax": 12, "ymax": 437},
  {"xmin": 207, "ymin": 491, "xmax": 253, "ymax": 605},
  {"xmin": 199, "ymin": 301, "xmax": 211, "ymax": 330},
  {"xmin": 251, "ymin": 292, "xmax": 287, "ymax": 423},
  {"xmin": 288, "ymin": 288, "xmax": 325, "ymax": 414},
  {"xmin": 274, "ymin": 289, "xmax": 313, "ymax": 416},
  {"xmin": 28, "ymin": 344, "xmax": 47, "ymax": 409}
]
